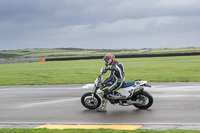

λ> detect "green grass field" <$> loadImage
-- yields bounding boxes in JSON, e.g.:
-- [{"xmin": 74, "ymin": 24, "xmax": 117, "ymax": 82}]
[
  {"xmin": 0, "ymin": 129, "xmax": 200, "ymax": 133},
  {"xmin": 0, "ymin": 55, "xmax": 200, "ymax": 86}
]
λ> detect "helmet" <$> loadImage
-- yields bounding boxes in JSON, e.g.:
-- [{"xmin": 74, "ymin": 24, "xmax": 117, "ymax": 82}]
[{"xmin": 103, "ymin": 54, "xmax": 115, "ymax": 66}]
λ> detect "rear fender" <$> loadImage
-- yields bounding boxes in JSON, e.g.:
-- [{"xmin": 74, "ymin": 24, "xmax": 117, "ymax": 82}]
[
  {"xmin": 144, "ymin": 83, "xmax": 151, "ymax": 87},
  {"xmin": 135, "ymin": 81, "xmax": 147, "ymax": 86}
]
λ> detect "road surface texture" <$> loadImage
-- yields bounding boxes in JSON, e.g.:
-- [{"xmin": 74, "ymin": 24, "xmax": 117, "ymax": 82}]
[{"xmin": 0, "ymin": 82, "xmax": 200, "ymax": 130}]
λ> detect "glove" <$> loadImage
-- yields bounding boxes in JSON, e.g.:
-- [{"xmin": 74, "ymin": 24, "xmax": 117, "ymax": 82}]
[
  {"xmin": 102, "ymin": 69, "xmax": 107, "ymax": 74},
  {"xmin": 102, "ymin": 67, "xmax": 111, "ymax": 74}
]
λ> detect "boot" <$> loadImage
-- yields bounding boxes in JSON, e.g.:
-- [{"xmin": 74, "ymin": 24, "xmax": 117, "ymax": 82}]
[{"xmin": 95, "ymin": 99, "xmax": 107, "ymax": 112}]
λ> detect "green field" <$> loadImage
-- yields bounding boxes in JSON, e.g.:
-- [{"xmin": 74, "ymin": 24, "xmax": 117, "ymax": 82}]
[
  {"xmin": 0, "ymin": 129, "xmax": 200, "ymax": 133},
  {"xmin": 0, "ymin": 55, "xmax": 199, "ymax": 86}
]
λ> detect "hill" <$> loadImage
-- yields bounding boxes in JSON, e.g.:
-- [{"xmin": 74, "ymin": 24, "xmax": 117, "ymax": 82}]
[{"xmin": 0, "ymin": 47, "xmax": 200, "ymax": 60}]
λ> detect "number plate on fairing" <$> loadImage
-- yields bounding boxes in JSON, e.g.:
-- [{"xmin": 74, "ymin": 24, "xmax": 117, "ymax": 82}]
[{"xmin": 116, "ymin": 86, "xmax": 136, "ymax": 98}]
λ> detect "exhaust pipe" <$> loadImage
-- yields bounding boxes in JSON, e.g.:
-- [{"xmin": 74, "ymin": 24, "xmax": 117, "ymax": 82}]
[{"xmin": 108, "ymin": 96, "xmax": 126, "ymax": 100}]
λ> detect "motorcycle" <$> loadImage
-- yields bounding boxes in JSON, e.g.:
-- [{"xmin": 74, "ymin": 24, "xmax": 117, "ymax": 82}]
[{"xmin": 81, "ymin": 68, "xmax": 153, "ymax": 110}]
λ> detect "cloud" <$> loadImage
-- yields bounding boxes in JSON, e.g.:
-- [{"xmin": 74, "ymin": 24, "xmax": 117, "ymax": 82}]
[{"xmin": 0, "ymin": 0, "xmax": 200, "ymax": 50}]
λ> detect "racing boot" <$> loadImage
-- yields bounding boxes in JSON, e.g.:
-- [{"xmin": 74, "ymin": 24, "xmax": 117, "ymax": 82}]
[{"xmin": 95, "ymin": 98, "xmax": 107, "ymax": 112}]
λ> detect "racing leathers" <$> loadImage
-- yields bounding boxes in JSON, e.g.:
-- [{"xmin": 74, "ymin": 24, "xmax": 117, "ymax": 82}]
[
  {"xmin": 102, "ymin": 60, "xmax": 125, "ymax": 95},
  {"xmin": 95, "ymin": 60, "xmax": 125, "ymax": 112}
]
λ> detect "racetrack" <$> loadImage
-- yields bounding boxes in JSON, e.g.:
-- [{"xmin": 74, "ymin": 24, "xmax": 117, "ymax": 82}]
[{"xmin": 0, "ymin": 82, "xmax": 200, "ymax": 130}]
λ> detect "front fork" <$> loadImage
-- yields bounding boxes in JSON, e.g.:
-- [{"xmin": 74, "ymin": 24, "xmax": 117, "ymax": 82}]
[
  {"xmin": 91, "ymin": 88, "xmax": 97, "ymax": 99},
  {"xmin": 90, "ymin": 88, "xmax": 98, "ymax": 104},
  {"xmin": 93, "ymin": 88, "xmax": 105, "ymax": 107}
]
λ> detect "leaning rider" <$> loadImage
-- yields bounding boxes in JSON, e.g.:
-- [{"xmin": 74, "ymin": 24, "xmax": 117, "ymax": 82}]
[{"xmin": 96, "ymin": 54, "xmax": 125, "ymax": 112}]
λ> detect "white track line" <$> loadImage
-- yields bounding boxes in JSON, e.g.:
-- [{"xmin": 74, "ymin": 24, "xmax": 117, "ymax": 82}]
[
  {"xmin": 125, "ymin": 59, "xmax": 200, "ymax": 64},
  {"xmin": 0, "ymin": 122, "xmax": 200, "ymax": 125},
  {"xmin": 20, "ymin": 98, "xmax": 80, "ymax": 108}
]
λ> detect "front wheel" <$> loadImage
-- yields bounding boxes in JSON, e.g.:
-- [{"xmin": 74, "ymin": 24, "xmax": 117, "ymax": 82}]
[
  {"xmin": 81, "ymin": 92, "xmax": 101, "ymax": 110},
  {"xmin": 132, "ymin": 91, "xmax": 153, "ymax": 109}
]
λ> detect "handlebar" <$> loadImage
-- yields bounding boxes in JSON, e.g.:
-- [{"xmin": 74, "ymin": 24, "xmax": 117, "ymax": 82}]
[{"xmin": 95, "ymin": 67, "xmax": 110, "ymax": 87}]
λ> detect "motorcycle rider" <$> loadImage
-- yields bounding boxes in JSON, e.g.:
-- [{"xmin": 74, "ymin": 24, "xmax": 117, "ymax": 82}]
[{"xmin": 96, "ymin": 54, "xmax": 125, "ymax": 112}]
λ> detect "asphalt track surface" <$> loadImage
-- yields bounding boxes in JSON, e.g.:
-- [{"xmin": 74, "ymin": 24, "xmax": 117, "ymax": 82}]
[{"xmin": 0, "ymin": 82, "xmax": 200, "ymax": 130}]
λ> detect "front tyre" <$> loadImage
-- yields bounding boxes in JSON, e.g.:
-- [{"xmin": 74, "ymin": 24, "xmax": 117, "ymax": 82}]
[
  {"xmin": 81, "ymin": 92, "xmax": 101, "ymax": 110},
  {"xmin": 133, "ymin": 91, "xmax": 153, "ymax": 109}
]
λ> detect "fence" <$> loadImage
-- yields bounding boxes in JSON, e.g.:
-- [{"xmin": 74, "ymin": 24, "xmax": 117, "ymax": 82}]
[
  {"xmin": 0, "ymin": 58, "xmax": 45, "ymax": 64},
  {"xmin": 1, "ymin": 52, "xmax": 200, "ymax": 64}
]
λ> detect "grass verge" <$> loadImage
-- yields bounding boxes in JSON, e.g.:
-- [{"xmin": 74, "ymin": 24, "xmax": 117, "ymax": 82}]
[
  {"xmin": 0, "ymin": 55, "xmax": 200, "ymax": 86},
  {"xmin": 0, "ymin": 129, "xmax": 200, "ymax": 133}
]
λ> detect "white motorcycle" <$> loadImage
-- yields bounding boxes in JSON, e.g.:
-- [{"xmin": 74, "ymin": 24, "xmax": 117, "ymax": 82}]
[{"xmin": 81, "ymin": 68, "xmax": 153, "ymax": 110}]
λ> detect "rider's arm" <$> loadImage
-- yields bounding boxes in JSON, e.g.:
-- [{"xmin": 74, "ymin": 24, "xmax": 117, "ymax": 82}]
[
  {"xmin": 102, "ymin": 71, "xmax": 114, "ymax": 84},
  {"xmin": 102, "ymin": 67, "xmax": 116, "ymax": 84}
]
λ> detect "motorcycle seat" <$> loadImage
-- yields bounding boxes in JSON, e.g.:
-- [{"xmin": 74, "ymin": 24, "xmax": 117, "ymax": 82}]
[{"xmin": 122, "ymin": 81, "xmax": 135, "ymax": 88}]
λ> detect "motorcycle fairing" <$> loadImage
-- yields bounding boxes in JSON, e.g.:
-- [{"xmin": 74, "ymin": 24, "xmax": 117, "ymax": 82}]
[
  {"xmin": 100, "ymin": 81, "xmax": 136, "ymax": 91},
  {"xmin": 100, "ymin": 82, "xmax": 113, "ymax": 91}
]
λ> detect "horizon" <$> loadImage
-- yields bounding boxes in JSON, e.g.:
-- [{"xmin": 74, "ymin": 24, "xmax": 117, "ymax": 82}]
[{"xmin": 1, "ymin": 46, "xmax": 200, "ymax": 52}]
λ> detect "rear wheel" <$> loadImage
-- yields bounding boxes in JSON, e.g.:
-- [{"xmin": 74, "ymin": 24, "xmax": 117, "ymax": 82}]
[
  {"xmin": 81, "ymin": 92, "xmax": 101, "ymax": 110},
  {"xmin": 133, "ymin": 91, "xmax": 153, "ymax": 109}
]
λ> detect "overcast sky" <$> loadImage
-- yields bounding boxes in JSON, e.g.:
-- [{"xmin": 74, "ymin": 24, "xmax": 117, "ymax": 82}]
[{"xmin": 0, "ymin": 0, "xmax": 200, "ymax": 50}]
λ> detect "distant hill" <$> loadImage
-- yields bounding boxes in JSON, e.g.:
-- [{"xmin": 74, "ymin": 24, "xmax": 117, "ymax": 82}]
[{"xmin": 0, "ymin": 47, "xmax": 200, "ymax": 60}]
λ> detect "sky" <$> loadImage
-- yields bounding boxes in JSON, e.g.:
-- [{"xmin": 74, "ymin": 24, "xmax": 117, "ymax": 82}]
[{"xmin": 0, "ymin": 0, "xmax": 200, "ymax": 50}]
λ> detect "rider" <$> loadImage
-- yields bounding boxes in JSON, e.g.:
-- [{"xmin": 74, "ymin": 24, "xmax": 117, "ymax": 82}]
[{"xmin": 96, "ymin": 54, "xmax": 125, "ymax": 112}]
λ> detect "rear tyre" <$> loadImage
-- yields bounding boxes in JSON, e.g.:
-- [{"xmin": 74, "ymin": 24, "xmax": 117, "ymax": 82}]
[
  {"xmin": 133, "ymin": 91, "xmax": 153, "ymax": 109},
  {"xmin": 81, "ymin": 92, "xmax": 101, "ymax": 110}
]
